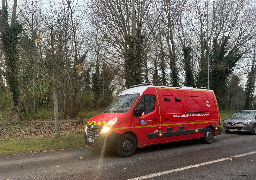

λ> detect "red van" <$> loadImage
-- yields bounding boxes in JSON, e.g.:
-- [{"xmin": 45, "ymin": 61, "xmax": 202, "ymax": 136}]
[{"xmin": 84, "ymin": 84, "xmax": 222, "ymax": 157}]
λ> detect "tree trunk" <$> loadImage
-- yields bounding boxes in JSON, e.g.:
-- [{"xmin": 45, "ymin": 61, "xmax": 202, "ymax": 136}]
[
  {"xmin": 51, "ymin": 27, "xmax": 60, "ymax": 138},
  {"xmin": 11, "ymin": 0, "xmax": 17, "ymax": 26},
  {"xmin": 0, "ymin": 9, "xmax": 2, "ymax": 34},
  {"xmin": 12, "ymin": 0, "xmax": 19, "ymax": 121},
  {"xmin": 166, "ymin": 2, "xmax": 179, "ymax": 87},
  {"xmin": 2, "ymin": 0, "xmax": 22, "ymax": 121},
  {"xmin": 11, "ymin": 106, "xmax": 20, "ymax": 122},
  {"xmin": 53, "ymin": 89, "xmax": 59, "ymax": 137},
  {"xmin": 31, "ymin": 8, "xmax": 37, "ymax": 114}
]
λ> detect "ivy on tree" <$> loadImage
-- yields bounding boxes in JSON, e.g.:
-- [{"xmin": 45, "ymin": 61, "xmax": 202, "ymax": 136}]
[
  {"xmin": 125, "ymin": 26, "xmax": 144, "ymax": 88},
  {"xmin": 1, "ymin": 6, "xmax": 22, "ymax": 107},
  {"xmin": 244, "ymin": 57, "xmax": 256, "ymax": 110},
  {"xmin": 210, "ymin": 36, "xmax": 242, "ymax": 108}
]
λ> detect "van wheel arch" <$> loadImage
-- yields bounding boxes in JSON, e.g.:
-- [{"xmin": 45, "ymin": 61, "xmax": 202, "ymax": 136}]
[
  {"xmin": 202, "ymin": 126, "xmax": 214, "ymax": 144},
  {"xmin": 116, "ymin": 132, "xmax": 138, "ymax": 157},
  {"xmin": 119, "ymin": 131, "xmax": 138, "ymax": 144}
]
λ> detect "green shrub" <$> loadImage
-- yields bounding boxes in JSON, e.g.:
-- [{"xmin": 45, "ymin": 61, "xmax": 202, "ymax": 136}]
[{"xmin": 22, "ymin": 109, "xmax": 54, "ymax": 120}]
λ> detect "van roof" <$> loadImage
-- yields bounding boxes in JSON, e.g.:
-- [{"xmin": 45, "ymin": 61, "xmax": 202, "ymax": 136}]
[
  {"xmin": 119, "ymin": 85, "xmax": 151, "ymax": 96},
  {"xmin": 118, "ymin": 85, "xmax": 212, "ymax": 96}
]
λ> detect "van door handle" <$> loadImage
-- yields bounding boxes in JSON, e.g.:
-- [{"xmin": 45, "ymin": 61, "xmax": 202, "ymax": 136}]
[
  {"xmin": 165, "ymin": 118, "xmax": 170, "ymax": 120},
  {"xmin": 152, "ymin": 119, "xmax": 158, "ymax": 121}
]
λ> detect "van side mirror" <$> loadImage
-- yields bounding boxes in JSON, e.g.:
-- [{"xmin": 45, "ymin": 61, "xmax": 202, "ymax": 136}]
[{"xmin": 133, "ymin": 105, "xmax": 144, "ymax": 117}]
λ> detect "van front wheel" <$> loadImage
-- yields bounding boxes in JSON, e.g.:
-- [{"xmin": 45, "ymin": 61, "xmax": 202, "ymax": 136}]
[
  {"xmin": 116, "ymin": 134, "xmax": 137, "ymax": 157},
  {"xmin": 202, "ymin": 127, "xmax": 214, "ymax": 144}
]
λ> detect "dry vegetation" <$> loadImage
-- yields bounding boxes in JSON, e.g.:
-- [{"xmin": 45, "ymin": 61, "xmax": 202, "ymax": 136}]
[{"xmin": 0, "ymin": 119, "xmax": 88, "ymax": 140}]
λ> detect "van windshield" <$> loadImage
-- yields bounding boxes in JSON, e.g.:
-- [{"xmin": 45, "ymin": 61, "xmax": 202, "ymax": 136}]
[{"xmin": 104, "ymin": 94, "xmax": 140, "ymax": 113}]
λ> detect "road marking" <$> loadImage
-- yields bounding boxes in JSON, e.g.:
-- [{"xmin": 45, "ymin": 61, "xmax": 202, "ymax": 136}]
[{"xmin": 128, "ymin": 151, "xmax": 256, "ymax": 180}]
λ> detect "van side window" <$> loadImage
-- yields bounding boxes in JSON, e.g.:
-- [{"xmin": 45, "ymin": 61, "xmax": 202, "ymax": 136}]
[{"xmin": 136, "ymin": 95, "xmax": 156, "ymax": 115}]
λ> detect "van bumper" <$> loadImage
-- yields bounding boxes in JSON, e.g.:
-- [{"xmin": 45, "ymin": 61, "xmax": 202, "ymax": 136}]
[
  {"xmin": 217, "ymin": 126, "xmax": 222, "ymax": 135},
  {"xmin": 85, "ymin": 131, "xmax": 121, "ymax": 151}
]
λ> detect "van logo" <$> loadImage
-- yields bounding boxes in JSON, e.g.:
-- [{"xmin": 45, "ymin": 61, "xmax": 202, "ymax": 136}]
[
  {"xmin": 230, "ymin": 122, "xmax": 235, "ymax": 126},
  {"xmin": 206, "ymin": 100, "xmax": 210, "ymax": 107},
  {"xmin": 140, "ymin": 120, "xmax": 146, "ymax": 125}
]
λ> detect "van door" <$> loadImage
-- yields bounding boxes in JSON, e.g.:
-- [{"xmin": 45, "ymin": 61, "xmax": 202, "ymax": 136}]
[
  {"xmin": 158, "ymin": 95, "xmax": 190, "ymax": 143},
  {"xmin": 133, "ymin": 94, "xmax": 160, "ymax": 147}
]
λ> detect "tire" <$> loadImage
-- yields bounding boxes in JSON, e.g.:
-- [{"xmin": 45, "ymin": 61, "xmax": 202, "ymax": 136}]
[
  {"xmin": 202, "ymin": 127, "xmax": 214, "ymax": 144},
  {"xmin": 116, "ymin": 134, "xmax": 137, "ymax": 157},
  {"xmin": 251, "ymin": 125, "xmax": 256, "ymax": 135}
]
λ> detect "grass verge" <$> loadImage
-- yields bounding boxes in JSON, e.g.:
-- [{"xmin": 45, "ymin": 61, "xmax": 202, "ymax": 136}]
[{"xmin": 0, "ymin": 133, "xmax": 85, "ymax": 155}]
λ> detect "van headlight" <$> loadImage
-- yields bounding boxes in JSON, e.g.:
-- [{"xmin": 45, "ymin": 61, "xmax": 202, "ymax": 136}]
[
  {"xmin": 101, "ymin": 117, "xmax": 118, "ymax": 134},
  {"xmin": 85, "ymin": 125, "xmax": 88, "ymax": 134},
  {"xmin": 243, "ymin": 120, "xmax": 251, "ymax": 125}
]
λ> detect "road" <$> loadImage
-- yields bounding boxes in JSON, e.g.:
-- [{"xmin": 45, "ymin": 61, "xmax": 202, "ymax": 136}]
[{"xmin": 1, "ymin": 133, "xmax": 256, "ymax": 180}]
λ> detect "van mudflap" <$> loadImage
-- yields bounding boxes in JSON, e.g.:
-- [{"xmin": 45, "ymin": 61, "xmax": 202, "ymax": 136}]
[{"xmin": 217, "ymin": 126, "xmax": 222, "ymax": 135}]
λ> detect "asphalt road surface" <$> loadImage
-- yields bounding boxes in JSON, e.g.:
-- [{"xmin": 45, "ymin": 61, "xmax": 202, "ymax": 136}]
[{"xmin": 1, "ymin": 132, "xmax": 256, "ymax": 180}]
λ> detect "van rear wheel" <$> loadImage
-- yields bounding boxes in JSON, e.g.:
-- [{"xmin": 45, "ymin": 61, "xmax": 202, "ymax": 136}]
[
  {"xmin": 116, "ymin": 134, "xmax": 137, "ymax": 157},
  {"xmin": 202, "ymin": 127, "xmax": 214, "ymax": 144}
]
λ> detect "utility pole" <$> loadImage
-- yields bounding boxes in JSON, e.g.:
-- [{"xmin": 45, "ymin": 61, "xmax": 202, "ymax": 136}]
[{"xmin": 207, "ymin": 0, "xmax": 210, "ymax": 90}]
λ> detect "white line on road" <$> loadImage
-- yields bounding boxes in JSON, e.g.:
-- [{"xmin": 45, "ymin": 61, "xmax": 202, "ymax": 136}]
[{"xmin": 128, "ymin": 151, "xmax": 256, "ymax": 180}]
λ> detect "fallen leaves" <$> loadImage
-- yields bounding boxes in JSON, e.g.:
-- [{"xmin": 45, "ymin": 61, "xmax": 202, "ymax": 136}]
[
  {"xmin": 77, "ymin": 157, "xmax": 83, "ymax": 160},
  {"xmin": 0, "ymin": 120, "xmax": 87, "ymax": 140}
]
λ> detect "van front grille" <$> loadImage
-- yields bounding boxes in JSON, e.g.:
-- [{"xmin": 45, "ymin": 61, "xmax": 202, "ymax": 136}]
[{"xmin": 86, "ymin": 125, "xmax": 102, "ymax": 137}]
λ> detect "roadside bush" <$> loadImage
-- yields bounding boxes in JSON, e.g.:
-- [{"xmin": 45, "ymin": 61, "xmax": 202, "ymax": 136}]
[{"xmin": 22, "ymin": 108, "xmax": 54, "ymax": 120}]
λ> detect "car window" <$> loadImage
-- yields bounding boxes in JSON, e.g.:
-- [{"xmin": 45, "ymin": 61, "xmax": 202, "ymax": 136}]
[
  {"xmin": 136, "ymin": 95, "xmax": 156, "ymax": 115},
  {"xmin": 232, "ymin": 111, "xmax": 256, "ymax": 118}
]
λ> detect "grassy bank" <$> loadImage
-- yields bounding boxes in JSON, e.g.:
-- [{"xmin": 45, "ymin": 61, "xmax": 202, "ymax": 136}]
[
  {"xmin": 0, "ymin": 119, "xmax": 88, "ymax": 155},
  {"xmin": 0, "ymin": 109, "xmax": 104, "ymax": 155},
  {"xmin": 0, "ymin": 134, "xmax": 85, "ymax": 155}
]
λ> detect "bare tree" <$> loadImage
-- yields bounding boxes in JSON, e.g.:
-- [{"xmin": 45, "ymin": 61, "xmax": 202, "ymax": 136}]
[
  {"xmin": 89, "ymin": 0, "xmax": 160, "ymax": 87},
  {"xmin": 186, "ymin": 0, "xmax": 256, "ymax": 86}
]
